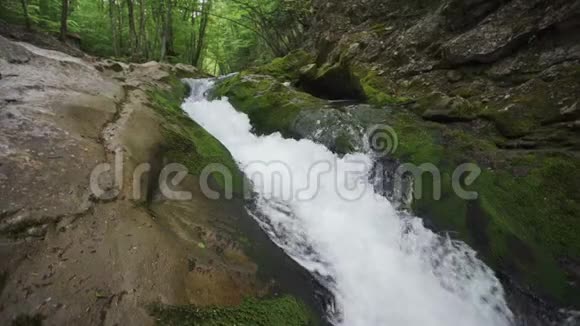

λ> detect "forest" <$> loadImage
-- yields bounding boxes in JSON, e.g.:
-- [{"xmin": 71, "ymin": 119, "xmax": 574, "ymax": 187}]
[
  {"xmin": 0, "ymin": 0, "xmax": 312, "ymax": 74},
  {"xmin": 2, "ymin": 0, "xmax": 580, "ymax": 325}
]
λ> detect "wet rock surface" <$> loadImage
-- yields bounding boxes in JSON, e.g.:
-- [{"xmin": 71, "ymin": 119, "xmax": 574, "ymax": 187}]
[{"xmin": 0, "ymin": 36, "xmax": 318, "ymax": 325}]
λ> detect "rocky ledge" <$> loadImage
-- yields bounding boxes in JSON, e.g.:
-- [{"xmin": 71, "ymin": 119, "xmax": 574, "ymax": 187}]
[{"xmin": 0, "ymin": 36, "xmax": 319, "ymax": 325}]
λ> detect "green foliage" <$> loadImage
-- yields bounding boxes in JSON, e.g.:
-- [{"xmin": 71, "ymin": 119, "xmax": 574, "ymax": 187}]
[
  {"xmin": 148, "ymin": 296, "xmax": 315, "ymax": 326},
  {"xmin": 1, "ymin": 0, "xmax": 310, "ymax": 73},
  {"xmin": 203, "ymin": 0, "xmax": 312, "ymax": 74},
  {"xmin": 68, "ymin": 0, "xmax": 110, "ymax": 55}
]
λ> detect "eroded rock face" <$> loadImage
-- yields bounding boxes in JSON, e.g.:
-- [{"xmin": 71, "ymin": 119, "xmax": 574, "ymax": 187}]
[
  {"xmin": 308, "ymin": 0, "xmax": 580, "ymax": 144},
  {"xmin": 0, "ymin": 35, "xmax": 123, "ymax": 235},
  {"xmin": 442, "ymin": 0, "xmax": 578, "ymax": 64},
  {"xmin": 302, "ymin": 0, "xmax": 580, "ymax": 317},
  {"xmin": 0, "ymin": 37, "xmax": 314, "ymax": 326}
]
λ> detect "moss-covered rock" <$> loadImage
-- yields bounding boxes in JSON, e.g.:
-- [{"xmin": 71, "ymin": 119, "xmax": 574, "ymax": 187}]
[
  {"xmin": 416, "ymin": 92, "xmax": 482, "ymax": 122},
  {"xmin": 298, "ymin": 59, "xmax": 410, "ymax": 105},
  {"xmin": 147, "ymin": 75, "xmax": 244, "ymax": 193},
  {"xmin": 148, "ymin": 296, "xmax": 316, "ymax": 326},
  {"xmin": 333, "ymin": 132, "xmax": 356, "ymax": 155},
  {"xmin": 249, "ymin": 50, "xmax": 315, "ymax": 83},
  {"xmin": 220, "ymin": 51, "xmax": 411, "ymax": 108},
  {"xmin": 212, "ymin": 73, "xmax": 326, "ymax": 137},
  {"xmin": 352, "ymin": 66, "xmax": 411, "ymax": 106},
  {"xmin": 482, "ymin": 71, "xmax": 580, "ymax": 139},
  {"xmin": 384, "ymin": 111, "xmax": 580, "ymax": 306},
  {"xmin": 299, "ymin": 61, "xmax": 367, "ymax": 100}
]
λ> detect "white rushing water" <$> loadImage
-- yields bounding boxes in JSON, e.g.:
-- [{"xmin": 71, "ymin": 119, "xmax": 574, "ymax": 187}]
[{"xmin": 182, "ymin": 79, "xmax": 514, "ymax": 326}]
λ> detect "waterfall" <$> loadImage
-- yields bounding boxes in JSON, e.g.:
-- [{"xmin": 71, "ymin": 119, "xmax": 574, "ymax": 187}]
[{"xmin": 181, "ymin": 78, "xmax": 514, "ymax": 326}]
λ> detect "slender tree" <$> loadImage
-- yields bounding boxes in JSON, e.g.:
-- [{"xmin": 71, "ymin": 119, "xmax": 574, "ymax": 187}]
[
  {"xmin": 126, "ymin": 0, "xmax": 138, "ymax": 53},
  {"xmin": 20, "ymin": 0, "xmax": 31, "ymax": 30},
  {"xmin": 159, "ymin": 0, "xmax": 175, "ymax": 61},
  {"xmin": 138, "ymin": 0, "xmax": 147, "ymax": 58},
  {"xmin": 59, "ymin": 0, "xmax": 69, "ymax": 40},
  {"xmin": 118, "ymin": 1, "xmax": 124, "ymax": 52},
  {"xmin": 109, "ymin": 0, "xmax": 119, "ymax": 55},
  {"xmin": 192, "ymin": 0, "xmax": 211, "ymax": 67},
  {"xmin": 165, "ymin": 0, "xmax": 175, "ymax": 58}
]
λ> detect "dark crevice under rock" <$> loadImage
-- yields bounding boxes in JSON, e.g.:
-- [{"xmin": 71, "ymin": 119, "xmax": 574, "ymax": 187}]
[{"xmin": 298, "ymin": 64, "xmax": 367, "ymax": 101}]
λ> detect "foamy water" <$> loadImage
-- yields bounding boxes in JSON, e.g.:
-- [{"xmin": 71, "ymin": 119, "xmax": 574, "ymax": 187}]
[{"xmin": 182, "ymin": 78, "xmax": 513, "ymax": 326}]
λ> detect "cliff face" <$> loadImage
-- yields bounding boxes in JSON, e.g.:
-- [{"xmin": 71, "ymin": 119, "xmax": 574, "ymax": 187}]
[
  {"xmin": 308, "ymin": 0, "xmax": 580, "ymax": 140},
  {"xmin": 302, "ymin": 0, "xmax": 580, "ymax": 309}
]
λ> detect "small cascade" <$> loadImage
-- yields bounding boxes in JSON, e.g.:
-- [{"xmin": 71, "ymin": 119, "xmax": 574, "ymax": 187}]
[{"xmin": 181, "ymin": 78, "xmax": 515, "ymax": 326}]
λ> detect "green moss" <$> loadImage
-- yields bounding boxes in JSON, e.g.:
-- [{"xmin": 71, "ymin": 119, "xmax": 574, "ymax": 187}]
[
  {"xmin": 450, "ymin": 85, "xmax": 479, "ymax": 98},
  {"xmin": 334, "ymin": 133, "xmax": 355, "ymax": 155},
  {"xmin": 417, "ymin": 92, "xmax": 482, "ymax": 121},
  {"xmin": 390, "ymin": 113, "xmax": 445, "ymax": 164},
  {"xmin": 479, "ymin": 157, "xmax": 580, "ymax": 258},
  {"xmin": 487, "ymin": 105, "xmax": 539, "ymax": 138},
  {"xmin": 476, "ymin": 156, "xmax": 580, "ymax": 303},
  {"xmin": 148, "ymin": 296, "xmax": 316, "ymax": 326},
  {"xmin": 384, "ymin": 109, "xmax": 580, "ymax": 305},
  {"xmin": 484, "ymin": 79, "xmax": 562, "ymax": 138},
  {"xmin": 352, "ymin": 66, "xmax": 410, "ymax": 105},
  {"xmin": 250, "ymin": 50, "xmax": 314, "ymax": 83},
  {"xmin": 147, "ymin": 76, "xmax": 244, "ymax": 193},
  {"xmin": 296, "ymin": 60, "xmax": 367, "ymax": 100},
  {"xmin": 212, "ymin": 74, "xmax": 325, "ymax": 137},
  {"xmin": 370, "ymin": 23, "xmax": 388, "ymax": 34}
]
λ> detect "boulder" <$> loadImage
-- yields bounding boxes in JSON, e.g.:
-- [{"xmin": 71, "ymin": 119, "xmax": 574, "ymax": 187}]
[
  {"xmin": 442, "ymin": 0, "xmax": 579, "ymax": 64},
  {"xmin": 419, "ymin": 92, "xmax": 479, "ymax": 122},
  {"xmin": 172, "ymin": 63, "xmax": 201, "ymax": 78}
]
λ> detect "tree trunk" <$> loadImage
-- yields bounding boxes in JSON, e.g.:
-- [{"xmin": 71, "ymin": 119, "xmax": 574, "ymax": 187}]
[
  {"xmin": 59, "ymin": 0, "xmax": 68, "ymax": 41},
  {"xmin": 138, "ymin": 0, "xmax": 147, "ymax": 59},
  {"xmin": 192, "ymin": 0, "xmax": 211, "ymax": 67},
  {"xmin": 126, "ymin": 0, "xmax": 138, "ymax": 54},
  {"xmin": 109, "ymin": 0, "xmax": 119, "ymax": 56},
  {"xmin": 159, "ymin": 0, "xmax": 175, "ymax": 61},
  {"xmin": 164, "ymin": 0, "xmax": 175, "ymax": 58},
  {"xmin": 20, "ymin": 0, "xmax": 31, "ymax": 30},
  {"xmin": 158, "ymin": 0, "xmax": 167, "ymax": 61},
  {"xmin": 116, "ymin": 1, "xmax": 124, "ymax": 53}
]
